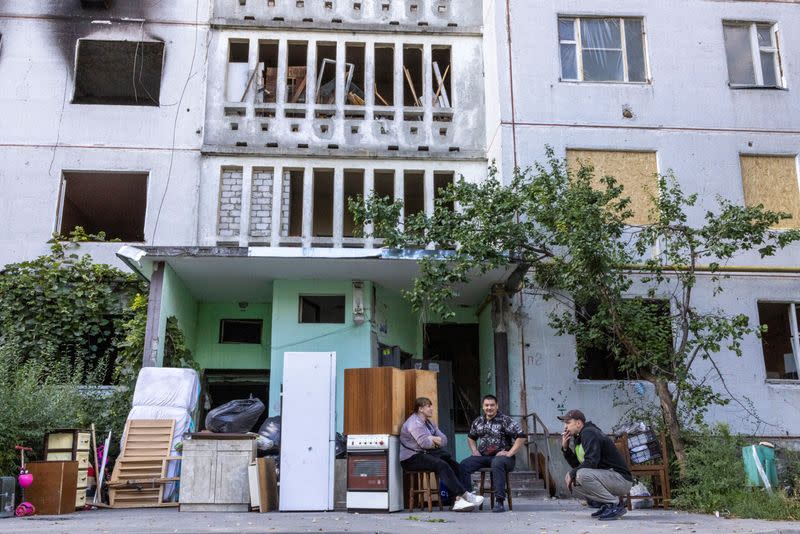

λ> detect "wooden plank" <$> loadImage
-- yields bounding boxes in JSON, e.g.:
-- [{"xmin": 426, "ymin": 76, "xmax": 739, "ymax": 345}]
[
  {"xmin": 432, "ymin": 62, "xmax": 450, "ymax": 108},
  {"xmin": 403, "ymin": 66, "xmax": 420, "ymax": 106}
]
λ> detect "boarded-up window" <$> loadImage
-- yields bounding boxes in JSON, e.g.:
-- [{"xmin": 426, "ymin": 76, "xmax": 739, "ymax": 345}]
[
  {"xmin": 740, "ymin": 155, "xmax": 800, "ymax": 229},
  {"xmin": 566, "ymin": 150, "xmax": 658, "ymax": 225}
]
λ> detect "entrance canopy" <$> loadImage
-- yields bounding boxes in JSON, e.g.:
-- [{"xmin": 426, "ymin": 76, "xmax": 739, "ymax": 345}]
[{"xmin": 117, "ymin": 245, "xmax": 512, "ymax": 305}]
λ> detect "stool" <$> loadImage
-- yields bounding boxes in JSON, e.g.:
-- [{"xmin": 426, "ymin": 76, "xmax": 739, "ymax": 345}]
[
  {"xmin": 477, "ymin": 468, "xmax": 513, "ymax": 511},
  {"xmin": 405, "ymin": 471, "xmax": 443, "ymax": 512}
]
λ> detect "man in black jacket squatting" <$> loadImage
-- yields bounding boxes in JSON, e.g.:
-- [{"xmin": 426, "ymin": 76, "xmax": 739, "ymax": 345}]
[{"xmin": 559, "ymin": 409, "xmax": 634, "ymax": 521}]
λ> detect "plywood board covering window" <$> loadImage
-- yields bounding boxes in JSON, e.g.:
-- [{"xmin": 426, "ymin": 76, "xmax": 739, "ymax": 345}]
[
  {"xmin": 566, "ymin": 150, "xmax": 658, "ymax": 225},
  {"xmin": 740, "ymin": 155, "xmax": 800, "ymax": 229}
]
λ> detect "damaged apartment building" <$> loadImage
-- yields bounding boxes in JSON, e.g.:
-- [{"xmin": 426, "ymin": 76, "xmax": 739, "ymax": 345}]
[{"xmin": 1, "ymin": 0, "xmax": 799, "ymax": 467}]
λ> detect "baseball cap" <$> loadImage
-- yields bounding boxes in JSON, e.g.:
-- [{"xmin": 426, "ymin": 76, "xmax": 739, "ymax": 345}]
[{"xmin": 557, "ymin": 409, "xmax": 586, "ymax": 423}]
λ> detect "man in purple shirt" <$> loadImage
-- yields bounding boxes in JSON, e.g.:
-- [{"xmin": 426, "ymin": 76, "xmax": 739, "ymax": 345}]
[{"xmin": 400, "ymin": 397, "xmax": 485, "ymax": 512}]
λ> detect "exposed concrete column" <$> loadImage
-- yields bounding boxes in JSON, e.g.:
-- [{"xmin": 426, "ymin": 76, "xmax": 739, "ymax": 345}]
[
  {"xmin": 395, "ymin": 169, "xmax": 405, "ymax": 228},
  {"xmin": 333, "ymin": 166, "xmax": 344, "ymax": 247},
  {"xmin": 335, "ymin": 40, "xmax": 346, "ymax": 116},
  {"xmin": 271, "ymin": 168, "xmax": 288, "ymax": 245},
  {"xmin": 422, "ymin": 42, "xmax": 433, "ymax": 123},
  {"xmin": 307, "ymin": 39, "xmax": 318, "ymax": 106},
  {"xmin": 143, "ymin": 261, "xmax": 165, "ymax": 368},
  {"xmin": 423, "ymin": 168, "xmax": 434, "ymax": 216},
  {"xmin": 364, "ymin": 42, "xmax": 376, "ymax": 120},
  {"xmin": 239, "ymin": 165, "xmax": 254, "ymax": 247},
  {"xmin": 393, "ymin": 44, "xmax": 404, "ymax": 109},
  {"xmin": 364, "ymin": 169, "xmax": 375, "ymax": 248},
  {"xmin": 247, "ymin": 36, "xmax": 258, "ymax": 113},
  {"xmin": 302, "ymin": 167, "xmax": 313, "ymax": 246},
  {"xmin": 491, "ymin": 285, "xmax": 510, "ymax": 413},
  {"xmin": 276, "ymin": 39, "xmax": 288, "ymax": 108}
]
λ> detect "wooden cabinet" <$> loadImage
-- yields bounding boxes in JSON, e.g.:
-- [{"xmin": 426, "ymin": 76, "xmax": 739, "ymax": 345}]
[
  {"xmin": 404, "ymin": 369, "xmax": 438, "ymax": 425},
  {"xmin": 180, "ymin": 434, "xmax": 256, "ymax": 512},
  {"xmin": 344, "ymin": 367, "xmax": 406, "ymax": 435},
  {"xmin": 25, "ymin": 461, "xmax": 78, "ymax": 515},
  {"xmin": 44, "ymin": 429, "xmax": 91, "ymax": 508}
]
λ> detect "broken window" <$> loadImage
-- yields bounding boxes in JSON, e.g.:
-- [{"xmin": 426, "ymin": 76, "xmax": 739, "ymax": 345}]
[
  {"xmin": 758, "ymin": 302, "xmax": 800, "ymax": 380},
  {"xmin": 287, "ymin": 42, "xmax": 308, "ymax": 103},
  {"xmin": 434, "ymin": 171, "xmax": 454, "ymax": 211},
  {"xmin": 313, "ymin": 169, "xmax": 334, "ymax": 237},
  {"xmin": 259, "ymin": 40, "xmax": 279, "ymax": 103},
  {"xmin": 59, "ymin": 171, "xmax": 147, "ymax": 241},
  {"xmin": 566, "ymin": 149, "xmax": 658, "ymax": 225},
  {"xmin": 558, "ymin": 17, "xmax": 647, "ymax": 82},
  {"xmin": 403, "ymin": 45, "xmax": 423, "ymax": 107},
  {"xmin": 404, "ymin": 171, "xmax": 424, "ymax": 218},
  {"xmin": 740, "ymin": 155, "xmax": 800, "ymax": 228},
  {"xmin": 288, "ymin": 169, "xmax": 304, "ymax": 237},
  {"xmin": 74, "ymin": 40, "xmax": 164, "ymax": 105},
  {"xmin": 374, "ymin": 44, "xmax": 395, "ymax": 106},
  {"xmin": 226, "ymin": 40, "xmax": 250, "ymax": 102},
  {"xmin": 316, "ymin": 42, "xmax": 337, "ymax": 104},
  {"xmin": 345, "ymin": 43, "xmax": 365, "ymax": 106},
  {"xmin": 374, "ymin": 170, "xmax": 395, "ymax": 201},
  {"xmin": 576, "ymin": 299, "xmax": 671, "ymax": 380},
  {"xmin": 219, "ymin": 319, "xmax": 263, "ymax": 344},
  {"xmin": 723, "ymin": 22, "xmax": 783, "ymax": 88},
  {"xmin": 343, "ymin": 170, "xmax": 364, "ymax": 237},
  {"xmin": 431, "ymin": 47, "xmax": 451, "ymax": 108},
  {"xmin": 299, "ymin": 295, "xmax": 346, "ymax": 323}
]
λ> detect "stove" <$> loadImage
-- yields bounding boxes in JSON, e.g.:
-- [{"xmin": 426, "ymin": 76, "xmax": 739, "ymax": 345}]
[{"xmin": 346, "ymin": 434, "xmax": 402, "ymax": 512}]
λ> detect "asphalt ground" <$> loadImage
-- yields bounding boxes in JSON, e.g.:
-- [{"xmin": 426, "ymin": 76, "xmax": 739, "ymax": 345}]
[{"xmin": 2, "ymin": 497, "xmax": 799, "ymax": 533}]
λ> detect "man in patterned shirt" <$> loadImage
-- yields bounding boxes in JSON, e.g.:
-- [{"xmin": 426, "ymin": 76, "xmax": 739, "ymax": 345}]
[{"xmin": 459, "ymin": 395, "xmax": 526, "ymax": 512}]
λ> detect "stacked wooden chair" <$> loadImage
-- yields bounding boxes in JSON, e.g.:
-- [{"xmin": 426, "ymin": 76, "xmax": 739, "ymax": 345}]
[{"xmin": 108, "ymin": 419, "xmax": 181, "ymax": 508}]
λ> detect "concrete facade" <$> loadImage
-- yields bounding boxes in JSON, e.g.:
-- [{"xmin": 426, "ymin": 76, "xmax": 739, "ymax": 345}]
[
  {"xmin": 484, "ymin": 0, "xmax": 800, "ymax": 436},
  {"xmin": 2, "ymin": 0, "xmax": 799, "ymax": 450}
]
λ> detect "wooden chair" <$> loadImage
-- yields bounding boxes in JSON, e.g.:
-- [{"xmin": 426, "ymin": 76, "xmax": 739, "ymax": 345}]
[
  {"xmin": 615, "ymin": 432, "xmax": 671, "ymax": 510},
  {"xmin": 405, "ymin": 470, "xmax": 443, "ymax": 512},
  {"xmin": 476, "ymin": 467, "xmax": 513, "ymax": 511},
  {"xmin": 108, "ymin": 419, "xmax": 181, "ymax": 508}
]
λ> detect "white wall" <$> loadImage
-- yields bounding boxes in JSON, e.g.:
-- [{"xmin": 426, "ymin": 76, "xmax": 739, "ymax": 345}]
[
  {"xmin": 0, "ymin": 3, "xmax": 210, "ymax": 267},
  {"xmin": 488, "ymin": 0, "xmax": 800, "ymax": 434}
]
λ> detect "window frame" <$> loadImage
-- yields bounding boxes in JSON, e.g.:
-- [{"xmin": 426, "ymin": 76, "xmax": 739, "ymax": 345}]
[
  {"xmin": 759, "ymin": 301, "xmax": 800, "ymax": 383},
  {"xmin": 219, "ymin": 318, "xmax": 264, "ymax": 344},
  {"xmin": 298, "ymin": 294, "xmax": 346, "ymax": 324},
  {"xmin": 558, "ymin": 16, "xmax": 650, "ymax": 84},
  {"xmin": 723, "ymin": 21, "xmax": 785, "ymax": 89}
]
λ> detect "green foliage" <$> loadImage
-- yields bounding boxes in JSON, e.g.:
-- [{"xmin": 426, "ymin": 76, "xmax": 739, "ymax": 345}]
[
  {"xmin": 351, "ymin": 147, "xmax": 800, "ymax": 473},
  {"xmin": 674, "ymin": 425, "xmax": 800, "ymax": 520},
  {"xmin": 0, "ymin": 351, "xmax": 86, "ymax": 476},
  {"xmin": 0, "ymin": 227, "xmax": 144, "ymax": 381}
]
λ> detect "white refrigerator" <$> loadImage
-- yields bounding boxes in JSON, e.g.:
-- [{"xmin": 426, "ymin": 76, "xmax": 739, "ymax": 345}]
[{"xmin": 279, "ymin": 351, "xmax": 337, "ymax": 511}]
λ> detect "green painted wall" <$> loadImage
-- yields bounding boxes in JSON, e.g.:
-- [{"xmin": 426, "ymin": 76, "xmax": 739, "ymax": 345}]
[
  {"xmin": 194, "ymin": 302, "xmax": 272, "ymax": 370},
  {"xmin": 373, "ymin": 285, "xmax": 419, "ymax": 357},
  {"xmin": 455, "ymin": 433, "xmax": 471, "ymax": 462},
  {"xmin": 158, "ymin": 264, "xmax": 199, "ymax": 365},
  {"xmin": 478, "ymin": 305, "xmax": 496, "ymax": 398},
  {"xmin": 268, "ymin": 280, "xmax": 372, "ymax": 432}
]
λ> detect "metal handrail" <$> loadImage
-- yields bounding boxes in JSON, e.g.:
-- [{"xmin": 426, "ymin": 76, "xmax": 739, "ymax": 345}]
[{"xmin": 518, "ymin": 412, "xmax": 554, "ymax": 498}]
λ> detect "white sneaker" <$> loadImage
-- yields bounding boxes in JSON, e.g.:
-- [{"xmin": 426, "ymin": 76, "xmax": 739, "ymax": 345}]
[
  {"xmin": 463, "ymin": 491, "xmax": 485, "ymax": 507},
  {"xmin": 452, "ymin": 498, "xmax": 477, "ymax": 512}
]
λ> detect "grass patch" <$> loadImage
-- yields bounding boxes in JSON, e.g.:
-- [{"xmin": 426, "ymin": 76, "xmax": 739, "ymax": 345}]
[{"xmin": 673, "ymin": 424, "xmax": 800, "ymax": 520}]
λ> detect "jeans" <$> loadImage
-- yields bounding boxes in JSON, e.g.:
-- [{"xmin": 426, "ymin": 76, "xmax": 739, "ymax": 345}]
[
  {"xmin": 401, "ymin": 450, "xmax": 466, "ymax": 496},
  {"xmin": 459, "ymin": 454, "xmax": 515, "ymax": 500}
]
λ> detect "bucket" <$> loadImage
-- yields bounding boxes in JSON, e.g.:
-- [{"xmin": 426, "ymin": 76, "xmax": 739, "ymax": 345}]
[{"xmin": 742, "ymin": 444, "xmax": 778, "ymax": 489}]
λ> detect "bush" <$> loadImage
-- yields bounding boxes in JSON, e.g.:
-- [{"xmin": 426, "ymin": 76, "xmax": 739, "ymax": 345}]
[
  {"xmin": 674, "ymin": 424, "xmax": 800, "ymax": 520},
  {"xmin": 0, "ymin": 353, "xmax": 86, "ymax": 476}
]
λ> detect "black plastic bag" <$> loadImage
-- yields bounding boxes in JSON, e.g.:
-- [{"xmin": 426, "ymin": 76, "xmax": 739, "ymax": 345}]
[
  {"xmin": 257, "ymin": 416, "xmax": 281, "ymax": 452},
  {"xmin": 335, "ymin": 433, "xmax": 346, "ymax": 459},
  {"xmin": 205, "ymin": 397, "xmax": 265, "ymax": 433}
]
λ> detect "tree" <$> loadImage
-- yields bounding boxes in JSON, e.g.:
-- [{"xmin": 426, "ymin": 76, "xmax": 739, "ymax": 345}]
[{"xmin": 351, "ymin": 148, "xmax": 800, "ymax": 477}]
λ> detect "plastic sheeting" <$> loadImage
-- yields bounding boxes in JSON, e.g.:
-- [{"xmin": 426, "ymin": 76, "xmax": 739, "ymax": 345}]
[{"xmin": 131, "ymin": 367, "xmax": 200, "ymax": 412}]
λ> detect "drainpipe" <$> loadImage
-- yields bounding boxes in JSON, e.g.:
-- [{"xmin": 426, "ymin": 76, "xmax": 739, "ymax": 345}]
[{"xmin": 505, "ymin": 0, "xmax": 518, "ymax": 168}]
